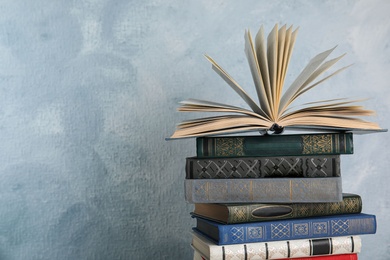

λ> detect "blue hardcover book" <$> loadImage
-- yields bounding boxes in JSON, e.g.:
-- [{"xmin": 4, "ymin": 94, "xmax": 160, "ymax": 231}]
[{"xmin": 194, "ymin": 213, "xmax": 376, "ymax": 245}]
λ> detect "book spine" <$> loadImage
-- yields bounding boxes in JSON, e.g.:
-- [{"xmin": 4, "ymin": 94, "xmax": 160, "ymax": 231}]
[
  {"xmin": 198, "ymin": 213, "xmax": 376, "ymax": 245},
  {"xmin": 196, "ymin": 133, "xmax": 353, "ymax": 158},
  {"xmin": 185, "ymin": 177, "xmax": 342, "ymax": 203},
  {"xmin": 194, "ymin": 251, "xmax": 358, "ymax": 260},
  {"xmin": 186, "ymin": 155, "xmax": 340, "ymax": 179},
  {"xmin": 192, "ymin": 250, "xmax": 204, "ymax": 260},
  {"xmin": 277, "ymin": 254, "xmax": 358, "ymax": 260},
  {"xmin": 192, "ymin": 233, "xmax": 361, "ymax": 260},
  {"xmin": 225, "ymin": 193, "xmax": 362, "ymax": 223}
]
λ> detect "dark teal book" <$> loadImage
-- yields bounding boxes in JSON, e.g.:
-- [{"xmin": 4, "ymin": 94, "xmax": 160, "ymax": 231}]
[
  {"xmin": 194, "ymin": 213, "xmax": 376, "ymax": 245},
  {"xmin": 196, "ymin": 133, "xmax": 353, "ymax": 158}
]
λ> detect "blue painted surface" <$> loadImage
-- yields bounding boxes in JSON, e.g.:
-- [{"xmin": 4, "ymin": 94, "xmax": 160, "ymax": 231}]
[{"xmin": 0, "ymin": 1, "xmax": 388, "ymax": 259}]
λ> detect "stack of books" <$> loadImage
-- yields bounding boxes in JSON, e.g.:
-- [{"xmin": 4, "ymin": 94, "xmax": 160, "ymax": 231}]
[
  {"xmin": 167, "ymin": 24, "xmax": 385, "ymax": 260},
  {"xmin": 186, "ymin": 133, "xmax": 376, "ymax": 260}
]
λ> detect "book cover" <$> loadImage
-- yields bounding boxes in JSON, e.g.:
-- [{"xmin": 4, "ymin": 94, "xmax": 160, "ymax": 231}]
[
  {"xmin": 191, "ymin": 231, "xmax": 361, "ymax": 260},
  {"xmin": 186, "ymin": 155, "xmax": 340, "ymax": 179},
  {"xmin": 194, "ymin": 213, "xmax": 376, "ymax": 245},
  {"xmin": 196, "ymin": 133, "xmax": 353, "ymax": 158},
  {"xmin": 185, "ymin": 177, "xmax": 342, "ymax": 203},
  {"xmin": 192, "ymin": 193, "xmax": 362, "ymax": 224}
]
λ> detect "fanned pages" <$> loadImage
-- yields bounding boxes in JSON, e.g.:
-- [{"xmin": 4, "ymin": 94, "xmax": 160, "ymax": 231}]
[
  {"xmin": 244, "ymin": 30, "xmax": 271, "ymax": 117},
  {"xmin": 169, "ymin": 24, "xmax": 385, "ymax": 139}
]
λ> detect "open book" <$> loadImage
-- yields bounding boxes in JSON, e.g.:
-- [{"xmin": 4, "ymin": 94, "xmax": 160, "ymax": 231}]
[{"xmin": 169, "ymin": 24, "xmax": 385, "ymax": 139}]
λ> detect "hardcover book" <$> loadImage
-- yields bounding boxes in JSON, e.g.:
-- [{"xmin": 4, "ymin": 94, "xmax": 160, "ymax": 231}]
[
  {"xmin": 191, "ymin": 231, "xmax": 361, "ymax": 260},
  {"xmin": 169, "ymin": 24, "xmax": 384, "ymax": 139},
  {"xmin": 192, "ymin": 193, "xmax": 362, "ymax": 224},
  {"xmin": 186, "ymin": 155, "xmax": 341, "ymax": 179},
  {"xmin": 268, "ymin": 254, "xmax": 358, "ymax": 260},
  {"xmin": 185, "ymin": 177, "xmax": 342, "ymax": 203},
  {"xmin": 194, "ymin": 213, "xmax": 376, "ymax": 245},
  {"xmin": 272, "ymin": 254, "xmax": 358, "ymax": 260},
  {"xmin": 196, "ymin": 133, "xmax": 353, "ymax": 158},
  {"xmin": 193, "ymin": 251, "xmax": 358, "ymax": 260}
]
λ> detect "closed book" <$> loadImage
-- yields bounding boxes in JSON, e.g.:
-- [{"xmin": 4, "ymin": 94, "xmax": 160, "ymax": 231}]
[
  {"xmin": 276, "ymin": 254, "xmax": 358, "ymax": 260},
  {"xmin": 193, "ymin": 251, "xmax": 358, "ymax": 260},
  {"xmin": 186, "ymin": 155, "xmax": 340, "ymax": 179},
  {"xmin": 194, "ymin": 213, "xmax": 376, "ymax": 245},
  {"xmin": 191, "ymin": 231, "xmax": 361, "ymax": 260},
  {"xmin": 192, "ymin": 193, "xmax": 362, "ymax": 224},
  {"xmin": 196, "ymin": 133, "xmax": 353, "ymax": 158},
  {"xmin": 185, "ymin": 177, "xmax": 342, "ymax": 203}
]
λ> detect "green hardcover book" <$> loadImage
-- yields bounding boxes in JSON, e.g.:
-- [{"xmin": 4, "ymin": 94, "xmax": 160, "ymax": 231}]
[
  {"xmin": 192, "ymin": 193, "xmax": 362, "ymax": 224},
  {"xmin": 196, "ymin": 133, "xmax": 353, "ymax": 158}
]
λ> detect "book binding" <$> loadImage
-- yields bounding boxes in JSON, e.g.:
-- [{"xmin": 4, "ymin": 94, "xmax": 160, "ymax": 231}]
[
  {"xmin": 191, "ymin": 231, "xmax": 361, "ymax": 260},
  {"xmin": 185, "ymin": 177, "xmax": 343, "ymax": 203},
  {"xmin": 196, "ymin": 133, "xmax": 353, "ymax": 158},
  {"xmin": 186, "ymin": 155, "xmax": 341, "ymax": 179},
  {"xmin": 194, "ymin": 213, "xmax": 376, "ymax": 245},
  {"xmin": 192, "ymin": 193, "xmax": 362, "ymax": 224}
]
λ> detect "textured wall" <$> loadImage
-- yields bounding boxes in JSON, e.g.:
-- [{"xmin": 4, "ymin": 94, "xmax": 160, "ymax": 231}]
[{"xmin": 0, "ymin": 1, "xmax": 388, "ymax": 259}]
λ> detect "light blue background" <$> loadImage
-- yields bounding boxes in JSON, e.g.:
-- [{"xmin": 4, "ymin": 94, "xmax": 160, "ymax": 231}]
[{"xmin": 0, "ymin": 1, "xmax": 388, "ymax": 259}]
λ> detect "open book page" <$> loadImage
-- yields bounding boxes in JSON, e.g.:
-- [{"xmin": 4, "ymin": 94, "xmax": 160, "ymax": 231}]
[
  {"xmin": 278, "ymin": 99, "xmax": 379, "ymax": 129},
  {"xmin": 278, "ymin": 26, "xmax": 298, "ymax": 113},
  {"xmin": 279, "ymin": 46, "xmax": 339, "ymax": 113},
  {"xmin": 204, "ymin": 55, "xmax": 266, "ymax": 117},
  {"xmin": 244, "ymin": 30, "xmax": 272, "ymax": 117},
  {"xmin": 172, "ymin": 99, "xmax": 272, "ymax": 138},
  {"xmin": 178, "ymin": 99, "xmax": 269, "ymax": 120},
  {"xmin": 169, "ymin": 24, "xmax": 384, "ymax": 139},
  {"xmin": 290, "ymin": 64, "xmax": 351, "ymax": 103},
  {"xmin": 254, "ymin": 26, "xmax": 272, "ymax": 117},
  {"xmin": 267, "ymin": 24, "xmax": 278, "ymax": 118},
  {"xmin": 276, "ymin": 25, "xmax": 286, "ymax": 114},
  {"xmin": 171, "ymin": 116, "xmax": 273, "ymax": 138},
  {"xmin": 280, "ymin": 55, "xmax": 350, "ymax": 116}
]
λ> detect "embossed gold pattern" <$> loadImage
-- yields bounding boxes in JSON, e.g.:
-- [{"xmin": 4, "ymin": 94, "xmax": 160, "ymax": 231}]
[
  {"xmin": 344, "ymin": 197, "xmax": 362, "ymax": 213},
  {"xmin": 331, "ymin": 219, "xmax": 350, "ymax": 235},
  {"xmin": 232, "ymin": 207, "xmax": 247, "ymax": 223},
  {"xmin": 215, "ymin": 137, "xmax": 245, "ymax": 156},
  {"xmin": 293, "ymin": 223, "xmax": 309, "ymax": 236},
  {"xmin": 302, "ymin": 134, "xmax": 332, "ymax": 154},
  {"xmin": 313, "ymin": 222, "xmax": 328, "ymax": 235}
]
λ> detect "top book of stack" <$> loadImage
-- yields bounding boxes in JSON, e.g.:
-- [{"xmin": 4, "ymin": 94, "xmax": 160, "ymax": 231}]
[
  {"xmin": 196, "ymin": 132, "xmax": 352, "ymax": 157},
  {"xmin": 168, "ymin": 24, "xmax": 386, "ymax": 140}
]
